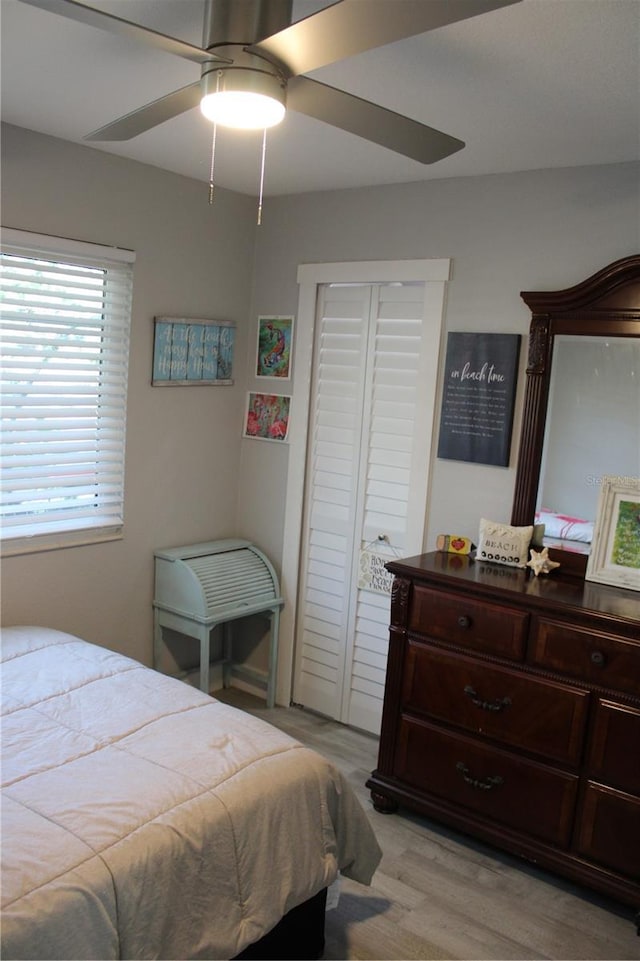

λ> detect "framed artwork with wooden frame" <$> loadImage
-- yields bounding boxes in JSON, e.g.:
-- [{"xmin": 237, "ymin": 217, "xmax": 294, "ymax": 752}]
[{"xmin": 152, "ymin": 317, "xmax": 235, "ymax": 386}]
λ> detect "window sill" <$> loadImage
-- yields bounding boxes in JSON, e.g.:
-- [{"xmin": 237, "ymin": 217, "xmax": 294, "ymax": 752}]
[{"xmin": 1, "ymin": 527, "xmax": 123, "ymax": 557}]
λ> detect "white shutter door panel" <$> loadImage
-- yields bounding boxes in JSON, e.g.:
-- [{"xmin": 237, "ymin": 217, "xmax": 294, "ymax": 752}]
[
  {"xmin": 346, "ymin": 285, "xmax": 429, "ymax": 733},
  {"xmin": 293, "ymin": 286, "xmax": 372, "ymax": 717},
  {"xmin": 294, "ymin": 280, "xmax": 439, "ymax": 735},
  {"xmin": 361, "ymin": 287, "xmax": 424, "ymax": 551},
  {"xmin": 348, "ymin": 627, "xmax": 395, "ymax": 734}
]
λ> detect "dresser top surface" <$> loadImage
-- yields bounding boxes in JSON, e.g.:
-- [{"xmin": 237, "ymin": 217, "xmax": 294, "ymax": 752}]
[{"xmin": 387, "ymin": 552, "xmax": 640, "ymax": 627}]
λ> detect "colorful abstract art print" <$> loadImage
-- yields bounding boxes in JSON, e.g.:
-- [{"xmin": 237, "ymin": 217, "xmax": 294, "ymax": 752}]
[
  {"xmin": 256, "ymin": 316, "xmax": 294, "ymax": 379},
  {"xmin": 243, "ymin": 392, "xmax": 291, "ymax": 443}
]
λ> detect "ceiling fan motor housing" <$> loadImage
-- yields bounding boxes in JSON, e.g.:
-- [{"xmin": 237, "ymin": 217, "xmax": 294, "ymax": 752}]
[
  {"xmin": 199, "ymin": 1, "xmax": 290, "ymax": 127},
  {"xmin": 202, "ymin": 0, "xmax": 293, "ymax": 49},
  {"xmin": 200, "ymin": 55, "xmax": 287, "ymax": 111}
]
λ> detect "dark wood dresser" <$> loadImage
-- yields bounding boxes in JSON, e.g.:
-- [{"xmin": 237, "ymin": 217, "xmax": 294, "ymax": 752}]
[{"xmin": 367, "ymin": 551, "xmax": 640, "ymax": 919}]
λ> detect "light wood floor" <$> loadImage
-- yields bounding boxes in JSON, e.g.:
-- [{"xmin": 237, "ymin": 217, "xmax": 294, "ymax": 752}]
[{"xmin": 214, "ymin": 688, "xmax": 639, "ymax": 961}]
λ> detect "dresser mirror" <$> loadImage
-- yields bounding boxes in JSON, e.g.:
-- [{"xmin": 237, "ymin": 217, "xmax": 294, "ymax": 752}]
[{"xmin": 511, "ymin": 255, "xmax": 640, "ymax": 577}]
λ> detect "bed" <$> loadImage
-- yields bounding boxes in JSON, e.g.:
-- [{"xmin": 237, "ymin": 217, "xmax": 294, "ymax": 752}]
[
  {"xmin": 535, "ymin": 508, "xmax": 594, "ymax": 544},
  {"xmin": 1, "ymin": 626, "xmax": 382, "ymax": 960},
  {"xmin": 534, "ymin": 508, "xmax": 594, "ymax": 554}
]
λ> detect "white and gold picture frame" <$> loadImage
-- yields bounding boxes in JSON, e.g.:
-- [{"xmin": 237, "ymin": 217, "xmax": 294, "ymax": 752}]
[{"xmin": 585, "ymin": 475, "xmax": 640, "ymax": 591}]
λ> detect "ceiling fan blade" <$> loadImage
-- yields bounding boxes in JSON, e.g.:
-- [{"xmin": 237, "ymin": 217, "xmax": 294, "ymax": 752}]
[
  {"xmin": 286, "ymin": 75, "xmax": 464, "ymax": 164},
  {"xmin": 16, "ymin": 0, "xmax": 230, "ymax": 65},
  {"xmin": 254, "ymin": 0, "xmax": 521, "ymax": 77},
  {"xmin": 85, "ymin": 82, "xmax": 202, "ymax": 141}
]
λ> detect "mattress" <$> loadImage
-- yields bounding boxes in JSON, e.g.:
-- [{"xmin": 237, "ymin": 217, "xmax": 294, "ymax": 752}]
[{"xmin": 1, "ymin": 626, "xmax": 382, "ymax": 960}]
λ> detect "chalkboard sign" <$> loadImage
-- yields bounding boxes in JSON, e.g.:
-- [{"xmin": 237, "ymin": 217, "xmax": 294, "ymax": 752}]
[{"xmin": 437, "ymin": 332, "xmax": 521, "ymax": 467}]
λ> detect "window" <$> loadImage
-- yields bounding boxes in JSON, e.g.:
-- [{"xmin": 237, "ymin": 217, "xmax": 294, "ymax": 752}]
[{"xmin": 0, "ymin": 228, "xmax": 135, "ymax": 555}]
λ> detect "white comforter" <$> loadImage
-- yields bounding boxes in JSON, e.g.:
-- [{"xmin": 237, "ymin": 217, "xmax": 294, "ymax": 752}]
[{"xmin": 1, "ymin": 626, "xmax": 382, "ymax": 960}]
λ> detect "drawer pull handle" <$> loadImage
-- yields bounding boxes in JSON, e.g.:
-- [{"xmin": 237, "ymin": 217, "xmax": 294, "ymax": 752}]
[
  {"xmin": 464, "ymin": 684, "xmax": 512, "ymax": 713},
  {"xmin": 590, "ymin": 650, "xmax": 606, "ymax": 667},
  {"xmin": 456, "ymin": 761, "xmax": 504, "ymax": 791},
  {"xmin": 457, "ymin": 615, "xmax": 472, "ymax": 629}
]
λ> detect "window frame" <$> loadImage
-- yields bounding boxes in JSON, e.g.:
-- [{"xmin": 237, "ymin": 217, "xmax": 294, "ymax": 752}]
[{"xmin": 0, "ymin": 227, "xmax": 135, "ymax": 556}]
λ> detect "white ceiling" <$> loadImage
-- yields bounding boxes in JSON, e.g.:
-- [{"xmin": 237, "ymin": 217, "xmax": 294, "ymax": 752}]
[{"xmin": 1, "ymin": 0, "xmax": 639, "ymax": 197}]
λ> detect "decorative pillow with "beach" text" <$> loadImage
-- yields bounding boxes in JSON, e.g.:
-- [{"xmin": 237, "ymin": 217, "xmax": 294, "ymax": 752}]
[{"xmin": 477, "ymin": 518, "xmax": 534, "ymax": 568}]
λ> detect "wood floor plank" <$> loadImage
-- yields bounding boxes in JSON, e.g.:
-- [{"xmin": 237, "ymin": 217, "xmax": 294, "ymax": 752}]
[
  {"xmin": 325, "ymin": 877, "xmax": 456, "ymax": 961},
  {"xmin": 214, "ymin": 689, "xmax": 640, "ymax": 960}
]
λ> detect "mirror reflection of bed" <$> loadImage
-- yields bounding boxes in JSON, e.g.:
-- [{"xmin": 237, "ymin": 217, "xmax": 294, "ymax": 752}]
[{"xmin": 536, "ymin": 334, "xmax": 640, "ymax": 555}]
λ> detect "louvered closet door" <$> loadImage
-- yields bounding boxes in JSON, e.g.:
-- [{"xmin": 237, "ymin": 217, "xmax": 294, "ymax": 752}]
[{"xmin": 293, "ymin": 283, "xmax": 431, "ymax": 733}]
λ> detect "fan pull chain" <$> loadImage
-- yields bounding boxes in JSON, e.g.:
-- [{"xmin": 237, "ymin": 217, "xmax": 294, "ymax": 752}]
[
  {"xmin": 207, "ymin": 72, "xmax": 221, "ymax": 205},
  {"xmin": 208, "ymin": 121, "xmax": 218, "ymax": 205},
  {"xmin": 257, "ymin": 128, "xmax": 267, "ymax": 225}
]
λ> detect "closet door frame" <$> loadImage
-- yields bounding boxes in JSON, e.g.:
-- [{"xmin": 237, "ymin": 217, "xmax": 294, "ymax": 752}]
[{"xmin": 278, "ymin": 259, "xmax": 451, "ymax": 707}]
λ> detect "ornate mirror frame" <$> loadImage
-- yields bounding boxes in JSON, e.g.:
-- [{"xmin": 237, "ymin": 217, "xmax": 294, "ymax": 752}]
[{"xmin": 511, "ymin": 255, "xmax": 640, "ymax": 577}]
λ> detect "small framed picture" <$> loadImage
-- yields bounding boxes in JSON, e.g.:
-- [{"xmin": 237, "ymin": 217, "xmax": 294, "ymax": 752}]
[
  {"xmin": 585, "ymin": 475, "xmax": 640, "ymax": 591},
  {"xmin": 256, "ymin": 316, "xmax": 294, "ymax": 379},
  {"xmin": 243, "ymin": 392, "xmax": 291, "ymax": 442}
]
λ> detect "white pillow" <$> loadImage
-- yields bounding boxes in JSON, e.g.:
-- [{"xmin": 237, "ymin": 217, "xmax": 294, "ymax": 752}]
[{"xmin": 477, "ymin": 518, "xmax": 534, "ymax": 568}]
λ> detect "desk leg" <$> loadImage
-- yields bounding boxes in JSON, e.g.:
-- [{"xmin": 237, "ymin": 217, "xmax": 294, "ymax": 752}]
[
  {"xmin": 267, "ymin": 608, "xmax": 280, "ymax": 709},
  {"xmin": 199, "ymin": 625, "xmax": 210, "ymax": 693},
  {"xmin": 153, "ymin": 609, "xmax": 164, "ymax": 673},
  {"xmin": 222, "ymin": 623, "xmax": 232, "ymax": 690}
]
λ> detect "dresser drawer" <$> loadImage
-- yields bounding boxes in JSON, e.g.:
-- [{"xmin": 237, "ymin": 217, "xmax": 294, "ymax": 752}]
[
  {"xmin": 409, "ymin": 586, "xmax": 528, "ymax": 660},
  {"xmin": 394, "ymin": 716, "xmax": 578, "ymax": 846},
  {"xmin": 587, "ymin": 700, "xmax": 640, "ymax": 794},
  {"xmin": 531, "ymin": 619, "xmax": 640, "ymax": 696},
  {"xmin": 402, "ymin": 643, "xmax": 589, "ymax": 765},
  {"xmin": 576, "ymin": 782, "xmax": 640, "ymax": 880}
]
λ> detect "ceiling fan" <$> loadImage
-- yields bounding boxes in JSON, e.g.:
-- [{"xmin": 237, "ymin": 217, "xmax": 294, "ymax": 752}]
[{"xmin": 17, "ymin": 0, "xmax": 521, "ymax": 164}]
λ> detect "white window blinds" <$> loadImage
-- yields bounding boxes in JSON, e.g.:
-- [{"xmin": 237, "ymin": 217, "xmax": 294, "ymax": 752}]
[{"xmin": 0, "ymin": 228, "xmax": 135, "ymax": 554}]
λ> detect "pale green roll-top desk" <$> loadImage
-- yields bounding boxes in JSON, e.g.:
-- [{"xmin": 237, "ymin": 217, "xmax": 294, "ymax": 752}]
[{"xmin": 153, "ymin": 538, "xmax": 283, "ymax": 707}]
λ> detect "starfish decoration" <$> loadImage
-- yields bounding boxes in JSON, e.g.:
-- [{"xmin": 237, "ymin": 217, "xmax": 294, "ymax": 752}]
[{"xmin": 527, "ymin": 547, "xmax": 561, "ymax": 577}]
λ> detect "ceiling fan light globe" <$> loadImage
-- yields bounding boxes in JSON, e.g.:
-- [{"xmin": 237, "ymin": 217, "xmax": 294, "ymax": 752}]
[
  {"xmin": 201, "ymin": 91, "xmax": 285, "ymax": 129},
  {"xmin": 200, "ymin": 65, "xmax": 287, "ymax": 130}
]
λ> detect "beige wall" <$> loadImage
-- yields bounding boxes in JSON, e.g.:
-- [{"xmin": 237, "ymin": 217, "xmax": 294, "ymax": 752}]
[
  {"xmin": 2, "ymin": 122, "xmax": 639, "ymax": 688},
  {"xmin": 1, "ymin": 124, "xmax": 257, "ymax": 664}
]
